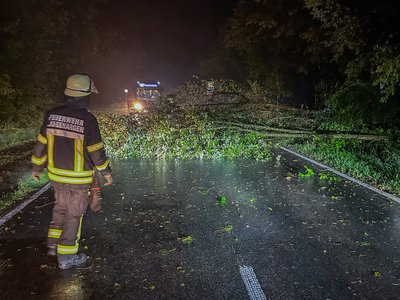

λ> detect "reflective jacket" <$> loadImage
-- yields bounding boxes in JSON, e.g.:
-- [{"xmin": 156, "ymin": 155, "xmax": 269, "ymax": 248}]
[{"xmin": 32, "ymin": 103, "xmax": 111, "ymax": 188}]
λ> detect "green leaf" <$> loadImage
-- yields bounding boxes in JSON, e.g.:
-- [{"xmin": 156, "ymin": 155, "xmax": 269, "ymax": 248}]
[
  {"xmin": 218, "ymin": 196, "xmax": 227, "ymax": 205},
  {"xmin": 179, "ymin": 235, "xmax": 193, "ymax": 244}
]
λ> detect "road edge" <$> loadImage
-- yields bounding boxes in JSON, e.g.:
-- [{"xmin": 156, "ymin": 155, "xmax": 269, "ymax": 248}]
[
  {"xmin": 281, "ymin": 146, "xmax": 400, "ymax": 205},
  {"xmin": 0, "ymin": 183, "xmax": 51, "ymax": 228}
]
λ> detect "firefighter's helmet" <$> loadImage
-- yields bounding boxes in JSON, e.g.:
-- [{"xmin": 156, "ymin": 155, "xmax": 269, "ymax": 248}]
[{"xmin": 64, "ymin": 74, "xmax": 98, "ymax": 97}]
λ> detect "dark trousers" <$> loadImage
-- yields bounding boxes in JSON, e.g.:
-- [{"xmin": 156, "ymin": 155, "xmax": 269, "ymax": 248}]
[{"xmin": 47, "ymin": 187, "xmax": 88, "ymax": 255}]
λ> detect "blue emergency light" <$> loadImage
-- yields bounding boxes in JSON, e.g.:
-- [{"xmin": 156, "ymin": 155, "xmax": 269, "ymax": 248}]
[{"xmin": 137, "ymin": 81, "xmax": 160, "ymax": 88}]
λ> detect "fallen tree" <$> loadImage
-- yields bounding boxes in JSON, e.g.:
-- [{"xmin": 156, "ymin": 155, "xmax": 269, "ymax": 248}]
[{"xmin": 211, "ymin": 121, "xmax": 388, "ymax": 141}]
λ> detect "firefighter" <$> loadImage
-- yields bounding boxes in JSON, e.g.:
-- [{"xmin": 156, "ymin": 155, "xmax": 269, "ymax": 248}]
[{"xmin": 31, "ymin": 73, "xmax": 113, "ymax": 270}]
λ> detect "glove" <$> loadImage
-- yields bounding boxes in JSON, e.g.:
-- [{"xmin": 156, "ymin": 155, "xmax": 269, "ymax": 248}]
[
  {"xmin": 103, "ymin": 173, "xmax": 113, "ymax": 186},
  {"xmin": 88, "ymin": 171, "xmax": 103, "ymax": 212}
]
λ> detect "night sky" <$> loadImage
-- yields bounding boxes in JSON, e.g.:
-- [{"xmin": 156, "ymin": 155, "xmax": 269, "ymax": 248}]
[{"xmin": 93, "ymin": 0, "xmax": 236, "ymax": 102}]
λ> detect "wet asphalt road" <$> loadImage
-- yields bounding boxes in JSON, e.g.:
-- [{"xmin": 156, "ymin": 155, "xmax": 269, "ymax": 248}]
[{"xmin": 1, "ymin": 151, "xmax": 400, "ymax": 299}]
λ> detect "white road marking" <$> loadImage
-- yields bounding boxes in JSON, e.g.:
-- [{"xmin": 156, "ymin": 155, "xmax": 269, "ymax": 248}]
[
  {"xmin": 240, "ymin": 265, "xmax": 267, "ymax": 300},
  {"xmin": 0, "ymin": 183, "xmax": 51, "ymax": 228},
  {"xmin": 281, "ymin": 146, "xmax": 400, "ymax": 204}
]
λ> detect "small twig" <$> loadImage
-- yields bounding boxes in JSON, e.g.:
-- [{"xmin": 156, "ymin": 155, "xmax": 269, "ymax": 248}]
[
  {"xmin": 206, "ymin": 187, "xmax": 216, "ymax": 193},
  {"xmin": 77, "ymin": 265, "xmax": 93, "ymax": 270},
  {"xmin": 35, "ymin": 201, "xmax": 54, "ymax": 209},
  {"xmin": 0, "ymin": 259, "xmax": 12, "ymax": 267}
]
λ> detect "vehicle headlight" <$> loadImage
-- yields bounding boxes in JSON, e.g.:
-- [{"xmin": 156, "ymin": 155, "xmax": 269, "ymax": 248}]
[{"xmin": 133, "ymin": 102, "xmax": 143, "ymax": 110}]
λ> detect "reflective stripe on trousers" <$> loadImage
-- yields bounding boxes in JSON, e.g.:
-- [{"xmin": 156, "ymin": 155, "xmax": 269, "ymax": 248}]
[{"xmin": 47, "ymin": 187, "xmax": 88, "ymax": 255}]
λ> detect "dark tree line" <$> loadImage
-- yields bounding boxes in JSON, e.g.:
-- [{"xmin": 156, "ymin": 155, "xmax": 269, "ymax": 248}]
[
  {"xmin": 1, "ymin": 0, "xmax": 399, "ymax": 130},
  {"xmin": 203, "ymin": 0, "xmax": 400, "ymax": 129},
  {"xmin": 0, "ymin": 0, "xmax": 115, "ymax": 126}
]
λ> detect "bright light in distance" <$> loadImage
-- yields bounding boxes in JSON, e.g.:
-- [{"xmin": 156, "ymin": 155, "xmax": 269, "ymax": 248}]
[
  {"xmin": 139, "ymin": 83, "xmax": 158, "ymax": 88},
  {"xmin": 124, "ymin": 89, "xmax": 128, "ymax": 93},
  {"xmin": 133, "ymin": 102, "xmax": 143, "ymax": 110}
]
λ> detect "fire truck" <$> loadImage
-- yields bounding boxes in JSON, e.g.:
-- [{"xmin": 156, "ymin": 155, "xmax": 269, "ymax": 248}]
[{"xmin": 126, "ymin": 81, "xmax": 163, "ymax": 113}]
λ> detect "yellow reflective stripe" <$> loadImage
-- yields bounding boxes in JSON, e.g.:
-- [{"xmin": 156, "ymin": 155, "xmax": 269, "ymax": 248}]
[
  {"xmin": 96, "ymin": 160, "xmax": 110, "ymax": 171},
  {"xmin": 37, "ymin": 134, "xmax": 47, "ymax": 144},
  {"xmin": 57, "ymin": 244, "xmax": 79, "ymax": 255},
  {"xmin": 79, "ymin": 139, "xmax": 84, "ymax": 171},
  {"xmin": 48, "ymin": 228, "xmax": 62, "ymax": 239},
  {"xmin": 32, "ymin": 155, "xmax": 47, "ymax": 165},
  {"xmin": 74, "ymin": 139, "xmax": 78, "ymax": 171},
  {"xmin": 47, "ymin": 166, "xmax": 92, "ymax": 178},
  {"xmin": 48, "ymin": 172, "xmax": 93, "ymax": 184},
  {"xmin": 77, "ymin": 216, "xmax": 83, "ymax": 240},
  {"xmin": 57, "ymin": 216, "xmax": 83, "ymax": 255},
  {"xmin": 87, "ymin": 141, "xmax": 104, "ymax": 152},
  {"xmin": 74, "ymin": 138, "xmax": 84, "ymax": 172},
  {"xmin": 47, "ymin": 134, "xmax": 54, "ymax": 167}
]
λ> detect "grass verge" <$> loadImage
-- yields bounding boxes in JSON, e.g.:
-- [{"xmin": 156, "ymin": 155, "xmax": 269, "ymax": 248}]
[
  {"xmin": 0, "ymin": 128, "xmax": 37, "ymax": 151},
  {"xmin": 281, "ymin": 137, "xmax": 400, "ymax": 195},
  {"xmin": 0, "ymin": 172, "xmax": 49, "ymax": 213}
]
